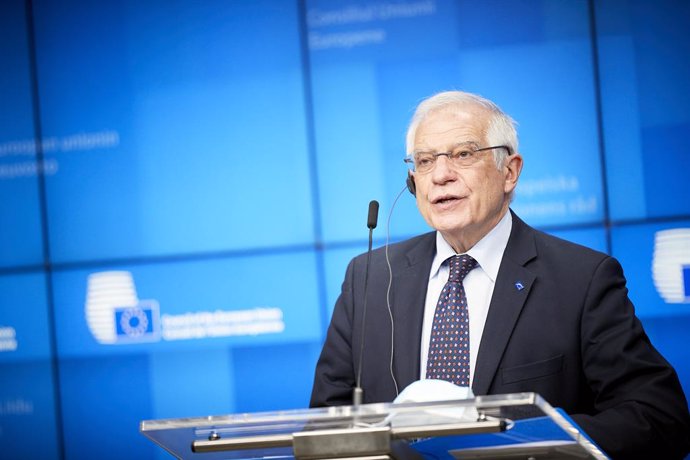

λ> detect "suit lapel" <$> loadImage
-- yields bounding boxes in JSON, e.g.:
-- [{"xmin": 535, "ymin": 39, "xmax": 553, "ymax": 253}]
[
  {"xmin": 390, "ymin": 233, "xmax": 435, "ymax": 392},
  {"xmin": 472, "ymin": 212, "xmax": 537, "ymax": 395}
]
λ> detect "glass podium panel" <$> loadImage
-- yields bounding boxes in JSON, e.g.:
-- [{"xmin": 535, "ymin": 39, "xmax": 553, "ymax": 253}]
[{"xmin": 140, "ymin": 393, "xmax": 608, "ymax": 459}]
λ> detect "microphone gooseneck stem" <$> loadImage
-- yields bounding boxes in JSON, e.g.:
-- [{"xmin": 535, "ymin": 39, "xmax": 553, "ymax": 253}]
[
  {"xmin": 354, "ymin": 200, "xmax": 378, "ymax": 407},
  {"xmin": 354, "ymin": 226, "xmax": 373, "ymax": 406}
]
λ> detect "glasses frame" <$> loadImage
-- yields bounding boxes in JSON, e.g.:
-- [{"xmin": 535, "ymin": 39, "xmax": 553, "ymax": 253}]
[{"xmin": 404, "ymin": 145, "xmax": 511, "ymax": 173}]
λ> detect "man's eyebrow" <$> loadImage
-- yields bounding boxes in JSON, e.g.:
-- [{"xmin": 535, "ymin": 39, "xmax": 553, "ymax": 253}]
[{"xmin": 414, "ymin": 141, "xmax": 479, "ymax": 155}]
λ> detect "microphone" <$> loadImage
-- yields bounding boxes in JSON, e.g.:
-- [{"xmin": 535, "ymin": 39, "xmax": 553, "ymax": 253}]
[
  {"xmin": 353, "ymin": 200, "xmax": 379, "ymax": 406},
  {"xmin": 367, "ymin": 200, "xmax": 379, "ymax": 229}
]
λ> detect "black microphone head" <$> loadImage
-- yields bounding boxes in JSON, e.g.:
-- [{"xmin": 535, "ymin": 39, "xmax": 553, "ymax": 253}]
[{"xmin": 367, "ymin": 200, "xmax": 379, "ymax": 229}]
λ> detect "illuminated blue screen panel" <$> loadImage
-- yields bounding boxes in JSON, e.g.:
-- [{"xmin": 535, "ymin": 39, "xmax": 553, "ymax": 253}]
[
  {"xmin": 309, "ymin": 0, "xmax": 604, "ymax": 245},
  {"xmin": 0, "ymin": 272, "xmax": 60, "ymax": 459},
  {"xmin": 596, "ymin": 0, "xmax": 690, "ymax": 220},
  {"xmin": 610, "ymin": 220, "xmax": 690, "ymax": 396},
  {"xmin": 0, "ymin": 0, "xmax": 44, "ymax": 269},
  {"xmin": 53, "ymin": 251, "xmax": 322, "ymax": 459},
  {"xmin": 32, "ymin": 0, "xmax": 314, "ymax": 263},
  {"xmin": 610, "ymin": 221, "xmax": 690, "ymax": 319},
  {"xmin": 52, "ymin": 252, "xmax": 322, "ymax": 356}
]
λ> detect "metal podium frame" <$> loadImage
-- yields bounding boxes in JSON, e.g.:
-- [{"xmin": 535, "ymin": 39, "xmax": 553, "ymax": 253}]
[{"xmin": 140, "ymin": 392, "xmax": 608, "ymax": 459}]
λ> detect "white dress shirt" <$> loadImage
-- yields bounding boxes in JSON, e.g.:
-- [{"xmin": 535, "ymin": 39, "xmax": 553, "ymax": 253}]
[{"xmin": 420, "ymin": 210, "xmax": 512, "ymax": 387}]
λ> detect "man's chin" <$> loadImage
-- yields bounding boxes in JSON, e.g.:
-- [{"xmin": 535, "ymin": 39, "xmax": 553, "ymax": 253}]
[
  {"xmin": 432, "ymin": 220, "xmax": 470, "ymax": 237},
  {"xmin": 428, "ymin": 211, "xmax": 470, "ymax": 230}
]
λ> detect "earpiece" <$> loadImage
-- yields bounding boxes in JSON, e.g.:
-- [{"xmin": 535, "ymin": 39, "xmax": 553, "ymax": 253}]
[{"xmin": 406, "ymin": 173, "xmax": 416, "ymax": 196}]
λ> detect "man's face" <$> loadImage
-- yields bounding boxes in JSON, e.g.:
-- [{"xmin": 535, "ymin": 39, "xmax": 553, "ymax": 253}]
[{"xmin": 412, "ymin": 105, "xmax": 522, "ymax": 252}]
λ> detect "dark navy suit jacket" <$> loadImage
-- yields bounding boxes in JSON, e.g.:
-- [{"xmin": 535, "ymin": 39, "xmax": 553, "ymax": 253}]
[{"xmin": 311, "ymin": 211, "xmax": 690, "ymax": 458}]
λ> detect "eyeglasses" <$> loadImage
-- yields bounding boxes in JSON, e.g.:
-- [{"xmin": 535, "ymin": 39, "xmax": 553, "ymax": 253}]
[{"xmin": 404, "ymin": 144, "xmax": 510, "ymax": 174}]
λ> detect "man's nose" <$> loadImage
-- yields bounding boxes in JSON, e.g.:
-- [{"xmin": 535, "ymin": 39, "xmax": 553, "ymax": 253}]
[{"xmin": 431, "ymin": 154, "xmax": 456, "ymax": 183}]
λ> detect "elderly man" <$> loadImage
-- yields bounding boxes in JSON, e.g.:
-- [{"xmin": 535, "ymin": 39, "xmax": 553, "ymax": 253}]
[{"xmin": 310, "ymin": 91, "xmax": 690, "ymax": 458}]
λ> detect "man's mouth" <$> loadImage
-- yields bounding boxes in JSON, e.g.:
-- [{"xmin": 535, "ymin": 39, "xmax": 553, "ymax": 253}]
[{"xmin": 431, "ymin": 195, "xmax": 461, "ymax": 205}]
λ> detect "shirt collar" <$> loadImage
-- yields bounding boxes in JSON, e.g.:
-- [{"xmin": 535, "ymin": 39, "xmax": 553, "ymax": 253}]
[{"xmin": 431, "ymin": 210, "xmax": 513, "ymax": 282}]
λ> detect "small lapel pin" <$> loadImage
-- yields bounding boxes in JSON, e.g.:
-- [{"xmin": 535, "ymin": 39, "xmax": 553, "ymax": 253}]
[{"xmin": 515, "ymin": 281, "xmax": 525, "ymax": 291}]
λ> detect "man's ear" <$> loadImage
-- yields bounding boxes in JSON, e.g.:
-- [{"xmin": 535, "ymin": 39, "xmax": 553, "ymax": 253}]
[{"xmin": 504, "ymin": 152, "xmax": 523, "ymax": 194}]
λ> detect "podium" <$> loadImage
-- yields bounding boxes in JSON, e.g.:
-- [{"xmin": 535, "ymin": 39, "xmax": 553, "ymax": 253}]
[{"xmin": 140, "ymin": 392, "xmax": 608, "ymax": 459}]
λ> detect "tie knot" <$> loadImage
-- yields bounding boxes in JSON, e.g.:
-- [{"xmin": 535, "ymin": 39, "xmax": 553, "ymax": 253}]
[{"xmin": 447, "ymin": 254, "xmax": 477, "ymax": 283}]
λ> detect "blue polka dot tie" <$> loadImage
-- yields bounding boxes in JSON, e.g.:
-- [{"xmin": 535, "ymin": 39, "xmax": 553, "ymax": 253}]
[{"xmin": 426, "ymin": 254, "xmax": 477, "ymax": 387}]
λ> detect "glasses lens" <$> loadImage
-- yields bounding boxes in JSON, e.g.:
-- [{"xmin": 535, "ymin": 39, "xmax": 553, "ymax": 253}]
[{"xmin": 415, "ymin": 153, "xmax": 435, "ymax": 173}]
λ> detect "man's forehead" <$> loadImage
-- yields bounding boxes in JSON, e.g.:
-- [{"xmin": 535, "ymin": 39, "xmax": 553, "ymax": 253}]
[{"xmin": 414, "ymin": 109, "xmax": 487, "ymax": 150}]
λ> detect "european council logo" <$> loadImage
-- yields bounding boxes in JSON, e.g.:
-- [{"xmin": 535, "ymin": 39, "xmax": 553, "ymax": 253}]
[
  {"xmin": 85, "ymin": 271, "xmax": 161, "ymax": 344},
  {"xmin": 652, "ymin": 229, "xmax": 690, "ymax": 304}
]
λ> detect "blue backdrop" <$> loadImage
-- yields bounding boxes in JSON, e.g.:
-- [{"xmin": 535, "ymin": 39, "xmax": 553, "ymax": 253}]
[{"xmin": 1, "ymin": 0, "xmax": 689, "ymax": 459}]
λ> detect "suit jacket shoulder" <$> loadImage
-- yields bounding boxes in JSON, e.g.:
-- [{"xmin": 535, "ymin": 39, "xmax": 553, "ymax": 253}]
[
  {"xmin": 478, "ymin": 211, "xmax": 690, "ymax": 458},
  {"xmin": 310, "ymin": 231, "xmax": 436, "ymax": 406}
]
